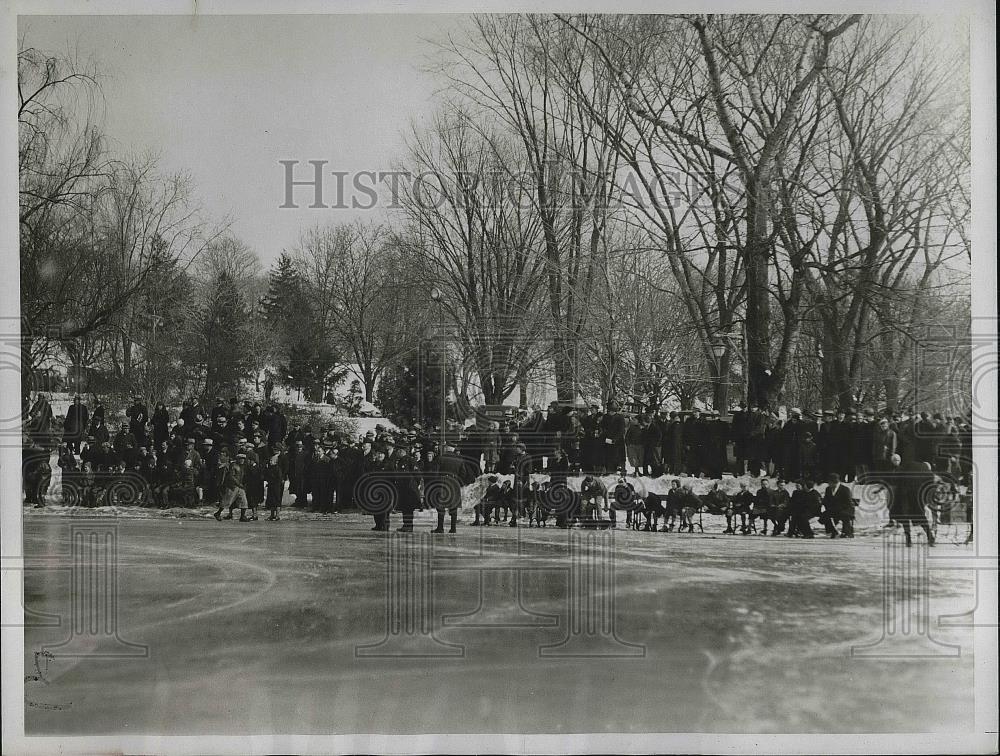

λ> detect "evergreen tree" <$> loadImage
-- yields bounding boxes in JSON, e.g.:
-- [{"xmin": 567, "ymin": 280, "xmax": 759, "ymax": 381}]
[
  {"xmin": 199, "ymin": 271, "xmax": 255, "ymax": 398},
  {"xmin": 262, "ymin": 252, "xmax": 301, "ymax": 329},
  {"xmin": 376, "ymin": 344, "xmax": 447, "ymax": 427}
]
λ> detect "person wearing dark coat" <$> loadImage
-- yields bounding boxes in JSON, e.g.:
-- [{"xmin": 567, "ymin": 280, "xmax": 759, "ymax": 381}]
[
  {"xmin": 241, "ymin": 444, "xmax": 264, "ymax": 520},
  {"xmin": 362, "ymin": 450, "xmax": 393, "ymax": 531},
  {"xmin": 543, "ymin": 403, "xmax": 571, "ymax": 459},
  {"xmin": 23, "ymin": 434, "xmax": 52, "ymax": 506},
  {"xmin": 745, "ymin": 408, "xmax": 769, "ymax": 477},
  {"xmin": 307, "ymin": 445, "xmax": 331, "ymax": 512},
  {"xmin": 883, "ymin": 455, "xmax": 937, "ymax": 547},
  {"xmin": 264, "ymin": 444, "xmax": 287, "ymax": 520},
  {"xmin": 151, "ymin": 403, "xmax": 170, "ymax": 449},
  {"xmin": 730, "ymin": 405, "xmax": 750, "ymax": 475},
  {"xmin": 28, "ymin": 393, "xmax": 55, "ymax": 448},
  {"xmin": 780, "ymin": 409, "xmax": 805, "ymax": 479},
  {"xmin": 179, "ymin": 399, "xmax": 196, "ymax": 426},
  {"xmin": 753, "ymin": 479, "xmax": 777, "ymax": 535},
  {"xmin": 509, "ymin": 443, "xmax": 534, "ymax": 527},
  {"xmin": 826, "ymin": 410, "xmax": 850, "ymax": 479},
  {"xmin": 579, "ymin": 475, "xmax": 608, "ymax": 524},
  {"xmin": 498, "ymin": 433, "xmax": 519, "ymax": 475},
  {"xmin": 113, "ymin": 424, "xmax": 136, "ymax": 456},
  {"xmin": 518, "ymin": 407, "xmax": 546, "ymax": 464},
  {"xmin": 267, "ymin": 407, "xmax": 288, "ymax": 444},
  {"xmin": 730, "ymin": 482, "xmax": 755, "ymax": 534},
  {"xmin": 427, "ymin": 443, "xmax": 477, "ymax": 533},
  {"xmin": 706, "ymin": 413, "xmax": 729, "ymax": 478},
  {"xmin": 799, "ymin": 432, "xmax": 818, "ymax": 480},
  {"xmin": 684, "ymin": 410, "xmax": 706, "ymax": 476},
  {"xmin": 639, "ymin": 415, "xmax": 662, "ymax": 476},
  {"xmin": 126, "ymin": 397, "xmax": 149, "ymax": 446},
  {"xmin": 286, "ymin": 439, "xmax": 311, "ymax": 507},
  {"xmin": 580, "ymin": 406, "xmax": 602, "ymax": 474},
  {"xmin": 457, "ymin": 427, "xmax": 482, "ymax": 474},
  {"xmin": 393, "ymin": 450, "xmax": 422, "ymax": 531},
  {"xmin": 821, "ymin": 473, "xmax": 855, "ymax": 538},
  {"xmin": 547, "ymin": 448, "xmax": 575, "ymax": 527},
  {"xmin": 871, "ymin": 418, "xmax": 898, "ymax": 472},
  {"xmin": 787, "ymin": 480, "xmax": 818, "ymax": 538},
  {"xmin": 664, "ymin": 412, "xmax": 684, "ymax": 474},
  {"xmin": 63, "ymin": 396, "xmax": 90, "ymax": 454},
  {"xmin": 850, "ymin": 413, "xmax": 875, "ymax": 481},
  {"xmin": 600, "ymin": 406, "xmax": 627, "ymax": 474},
  {"xmin": 334, "ymin": 444, "xmax": 360, "ymax": 510},
  {"xmin": 769, "ymin": 481, "xmax": 791, "ymax": 536}
]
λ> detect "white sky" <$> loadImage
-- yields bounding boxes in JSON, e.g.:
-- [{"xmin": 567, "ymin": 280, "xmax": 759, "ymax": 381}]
[{"xmin": 20, "ymin": 14, "xmax": 470, "ymax": 267}]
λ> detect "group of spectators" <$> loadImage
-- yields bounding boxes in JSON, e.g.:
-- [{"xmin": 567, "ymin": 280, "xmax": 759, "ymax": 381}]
[
  {"xmin": 20, "ymin": 393, "xmax": 970, "ymax": 543},
  {"xmin": 455, "ymin": 401, "xmax": 973, "ymax": 482}
]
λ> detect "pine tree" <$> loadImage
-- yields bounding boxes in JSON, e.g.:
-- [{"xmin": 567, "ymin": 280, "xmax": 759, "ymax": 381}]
[
  {"xmin": 200, "ymin": 271, "xmax": 255, "ymax": 398},
  {"xmin": 262, "ymin": 253, "xmax": 301, "ymax": 330},
  {"xmin": 376, "ymin": 345, "xmax": 446, "ymax": 427}
]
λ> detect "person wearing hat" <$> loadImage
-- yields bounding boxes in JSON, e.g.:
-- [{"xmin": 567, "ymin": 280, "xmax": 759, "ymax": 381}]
[
  {"xmin": 389, "ymin": 447, "xmax": 420, "ymax": 531},
  {"xmin": 844, "ymin": 410, "xmax": 864, "ymax": 482},
  {"xmin": 425, "ymin": 439, "xmax": 477, "ymax": 534},
  {"xmin": 284, "ymin": 438, "xmax": 306, "ymax": 507},
  {"xmin": 821, "ymin": 472, "xmax": 856, "ymax": 538},
  {"xmin": 127, "ymin": 396, "xmax": 149, "ymax": 448},
  {"xmin": 508, "ymin": 441, "xmax": 533, "ymax": 527},
  {"xmin": 579, "ymin": 475, "xmax": 609, "ymax": 526},
  {"xmin": 63, "ymin": 395, "xmax": 89, "ymax": 455},
  {"xmin": 851, "ymin": 409, "xmax": 876, "ymax": 482},
  {"xmin": 816, "ymin": 411, "xmax": 835, "ymax": 478},
  {"xmin": 198, "ymin": 436, "xmax": 219, "ymax": 506},
  {"xmin": 827, "ymin": 409, "xmax": 850, "ymax": 480},
  {"xmin": 150, "ymin": 401, "xmax": 170, "ymax": 449},
  {"xmin": 612, "ymin": 476, "xmax": 639, "ymax": 529},
  {"xmin": 684, "ymin": 409, "xmax": 707, "ymax": 477},
  {"xmin": 264, "ymin": 442, "xmax": 288, "ymax": 520},
  {"xmin": 880, "ymin": 456, "xmax": 936, "ymax": 547},
  {"xmin": 600, "ymin": 403, "xmax": 627, "ymax": 475},
  {"xmin": 241, "ymin": 440, "xmax": 264, "ymax": 520},
  {"xmin": 213, "ymin": 447, "xmax": 250, "ymax": 522},
  {"xmin": 317, "ymin": 439, "xmax": 343, "ymax": 514},
  {"xmin": 730, "ymin": 403, "xmax": 750, "ymax": 476},
  {"xmin": 706, "ymin": 411, "xmax": 729, "ymax": 479},
  {"xmin": 779, "ymin": 408, "xmax": 804, "ymax": 480},
  {"xmin": 209, "ymin": 397, "xmax": 225, "ymax": 423},
  {"xmin": 663, "ymin": 411, "xmax": 684, "ymax": 475},
  {"xmin": 579, "ymin": 405, "xmax": 600, "ymax": 474}
]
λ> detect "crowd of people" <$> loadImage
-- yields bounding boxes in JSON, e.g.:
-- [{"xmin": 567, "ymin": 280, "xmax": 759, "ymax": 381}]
[{"xmin": 21, "ymin": 393, "xmax": 971, "ymax": 544}]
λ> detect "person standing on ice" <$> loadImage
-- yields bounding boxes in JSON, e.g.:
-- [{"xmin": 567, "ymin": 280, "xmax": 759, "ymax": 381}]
[
  {"xmin": 214, "ymin": 448, "xmax": 250, "ymax": 522},
  {"xmin": 509, "ymin": 442, "xmax": 533, "ymax": 527},
  {"xmin": 427, "ymin": 440, "xmax": 476, "ymax": 534}
]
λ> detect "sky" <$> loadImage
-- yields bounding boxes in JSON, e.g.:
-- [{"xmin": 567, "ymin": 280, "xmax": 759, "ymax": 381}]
[{"xmin": 20, "ymin": 14, "xmax": 470, "ymax": 268}]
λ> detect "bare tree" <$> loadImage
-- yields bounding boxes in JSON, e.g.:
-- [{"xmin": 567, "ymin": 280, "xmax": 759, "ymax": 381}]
[
  {"xmin": 435, "ymin": 15, "xmax": 623, "ymax": 402},
  {"xmin": 293, "ymin": 221, "xmax": 422, "ymax": 402},
  {"xmin": 559, "ymin": 13, "xmax": 861, "ymax": 408},
  {"xmin": 396, "ymin": 111, "xmax": 550, "ymax": 405}
]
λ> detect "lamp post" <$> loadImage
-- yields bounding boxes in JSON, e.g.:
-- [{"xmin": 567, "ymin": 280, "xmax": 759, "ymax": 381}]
[
  {"xmin": 429, "ymin": 287, "xmax": 446, "ymax": 450},
  {"xmin": 711, "ymin": 339, "xmax": 727, "ymax": 415}
]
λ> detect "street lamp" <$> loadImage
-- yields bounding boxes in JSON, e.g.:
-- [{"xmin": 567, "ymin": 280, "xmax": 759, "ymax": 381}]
[
  {"xmin": 429, "ymin": 288, "xmax": 446, "ymax": 450},
  {"xmin": 711, "ymin": 339, "xmax": 727, "ymax": 415}
]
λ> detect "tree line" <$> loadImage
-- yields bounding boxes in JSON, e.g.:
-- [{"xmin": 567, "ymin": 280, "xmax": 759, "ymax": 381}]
[{"xmin": 19, "ymin": 14, "xmax": 971, "ymax": 418}]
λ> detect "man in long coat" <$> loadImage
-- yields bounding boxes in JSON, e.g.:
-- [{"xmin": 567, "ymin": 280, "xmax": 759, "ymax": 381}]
[{"xmin": 63, "ymin": 396, "xmax": 89, "ymax": 454}]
